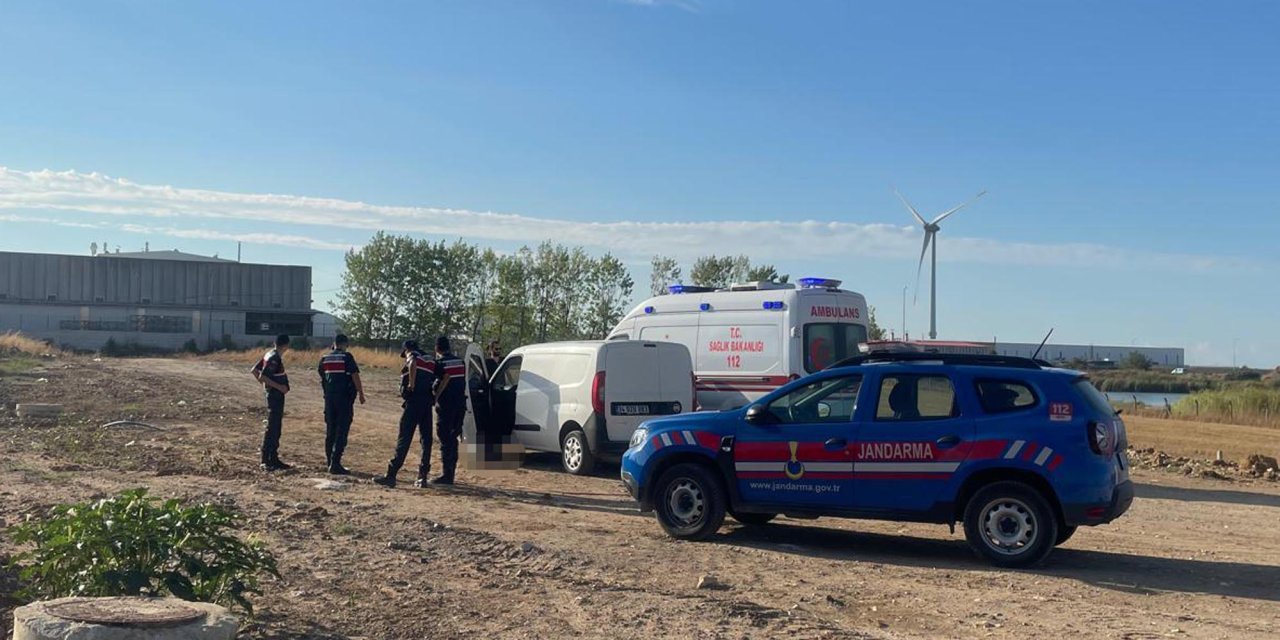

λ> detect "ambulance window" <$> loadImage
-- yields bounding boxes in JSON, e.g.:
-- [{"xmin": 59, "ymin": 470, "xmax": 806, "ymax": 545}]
[
  {"xmin": 804, "ymin": 323, "xmax": 870, "ymax": 372},
  {"xmin": 494, "ymin": 356, "xmax": 522, "ymax": 390},
  {"xmin": 766, "ymin": 375, "xmax": 862, "ymax": 424},
  {"xmin": 875, "ymin": 375, "xmax": 958, "ymax": 421}
]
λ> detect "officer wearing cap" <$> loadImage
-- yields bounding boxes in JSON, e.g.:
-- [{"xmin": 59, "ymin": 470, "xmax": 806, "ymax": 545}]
[
  {"xmin": 431, "ymin": 335, "xmax": 467, "ymax": 485},
  {"xmin": 250, "ymin": 334, "xmax": 292, "ymax": 471},
  {"xmin": 317, "ymin": 334, "xmax": 365, "ymax": 475},
  {"xmin": 375, "ymin": 340, "xmax": 437, "ymax": 488}
]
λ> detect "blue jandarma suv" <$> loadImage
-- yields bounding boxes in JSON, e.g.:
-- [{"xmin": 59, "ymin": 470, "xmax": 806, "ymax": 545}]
[{"xmin": 621, "ymin": 353, "xmax": 1133, "ymax": 567}]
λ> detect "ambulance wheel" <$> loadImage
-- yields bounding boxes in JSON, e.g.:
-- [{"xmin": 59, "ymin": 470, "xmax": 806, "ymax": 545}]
[
  {"xmin": 561, "ymin": 428, "xmax": 595, "ymax": 475},
  {"xmin": 963, "ymin": 481, "xmax": 1058, "ymax": 568},
  {"xmin": 730, "ymin": 511, "xmax": 777, "ymax": 526},
  {"xmin": 654, "ymin": 463, "xmax": 726, "ymax": 541},
  {"xmin": 1054, "ymin": 525, "xmax": 1078, "ymax": 546}
]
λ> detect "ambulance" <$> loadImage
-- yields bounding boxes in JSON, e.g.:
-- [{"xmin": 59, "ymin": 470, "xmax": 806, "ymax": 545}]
[{"xmin": 606, "ymin": 278, "xmax": 870, "ymax": 411}]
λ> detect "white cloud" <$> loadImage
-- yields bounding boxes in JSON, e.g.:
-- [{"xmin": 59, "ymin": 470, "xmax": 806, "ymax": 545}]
[{"xmin": 0, "ymin": 167, "xmax": 1259, "ymax": 272}]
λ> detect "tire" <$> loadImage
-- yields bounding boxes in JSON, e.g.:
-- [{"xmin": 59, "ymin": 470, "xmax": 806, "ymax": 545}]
[
  {"xmin": 962, "ymin": 481, "xmax": 1059, "ymax": 568},
  {"xmin": 730, "ymin": 511, "xmax": 777, "ymax": 526},
  {"xmin": 1054, "ymin": 525, "xmax": 1078, "ymax": 546},
  {"xmin": 653, "ymin": 463, "xmax": 727, "ymax": 540},
  {"xmin": 561, "ymin": 428, "xmax": 596, "ymax": 475}
]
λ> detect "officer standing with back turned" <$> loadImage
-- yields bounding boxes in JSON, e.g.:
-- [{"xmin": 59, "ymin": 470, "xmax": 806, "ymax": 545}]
[
  {"xmin": 317, "ymin": 334, "xmax": 365, "ymax": 474},
  {"xmin": 250, "ymin": 334, "xmax": 292, "ymax": 472},
  {"xmin": 431, "ymin": 336, "xmax": 467, "ymax": 485},
  {"xmin": 374, "ymin": 340, "xmax": 436, "ymax": 488}
]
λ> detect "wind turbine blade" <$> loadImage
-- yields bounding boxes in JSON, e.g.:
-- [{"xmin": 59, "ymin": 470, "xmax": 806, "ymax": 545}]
[
  {"xmin": 894, "ymin": 187, "xmax": 927, "ymax": 227},
  {"xmin": 913, "ymin": 231, "xmax": 932, "ymax": 304},
  {"xmin": 930, "ymin": 190, "xmax": 987, "ymax": 225}
]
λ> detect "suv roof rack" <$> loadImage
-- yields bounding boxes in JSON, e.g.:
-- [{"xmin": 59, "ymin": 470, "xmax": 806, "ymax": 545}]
[{"xmin": 829, "ymin": 352, "xmax": 1050, "ymax": 370}]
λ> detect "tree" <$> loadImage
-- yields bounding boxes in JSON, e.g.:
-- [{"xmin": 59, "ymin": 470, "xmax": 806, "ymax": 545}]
[
  {"xmin": 691, "ymin": 254, "xmax": 787, "ymax": 288},
  {"xmin": 584, "ymin": 253, "xmax": 634, "ymax": 338},
  {"xmin": 650, "ymin": 255, "xmax": 682, "ymax": 296},
  {"xmin": 867, "ymin": 305, "xmax": 887, "ymax": 341},
  {"xmin": 1121, "ymin": 351, "xmax": 1152, "ymax": 370}
]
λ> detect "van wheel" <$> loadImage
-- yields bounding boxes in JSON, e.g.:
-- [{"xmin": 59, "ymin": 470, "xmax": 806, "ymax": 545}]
[
  {"xmin": 561, "ymin": 428, "xmax": 595, "ymax": 475},
  {"xmin": 1055, "ymin": 525, "xmax": 1078, "ymax": 546},
  {"xmin": 730, "ymin": 511, "xmax": 777, "ymax": 526},
  {"xmin": 962, "ymin": 481, "xmax": 1058, "ymax": 568},
  {"xmin": 653, "ymin": 463, "xmax": 726, "ymax": 540}
]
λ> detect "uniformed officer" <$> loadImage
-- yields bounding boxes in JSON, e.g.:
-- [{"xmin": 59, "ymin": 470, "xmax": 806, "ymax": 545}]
[
  {"xmin": 431, "ymin": 336, "xmax": 467, "ymax": 485},
  {"xmin": 317, "ymin": 334, "xmax": 365, "ymax": 475},
  {"xmin": 374, "ymin": 340, "xmax": 436, "ymax": 488},
  {"xmin": 250, "ymin": 334, "xmax": 292, "ymax": 471}
]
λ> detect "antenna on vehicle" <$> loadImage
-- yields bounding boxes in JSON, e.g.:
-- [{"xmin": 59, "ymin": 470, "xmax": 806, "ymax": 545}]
[{"xmin": 1031, "ymin": 328, "xmax": 1054, "ymax": 361}]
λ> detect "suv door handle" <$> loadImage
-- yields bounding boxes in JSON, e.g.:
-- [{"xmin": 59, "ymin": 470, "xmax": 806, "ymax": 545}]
[
  {"xmin": 823, "ymin": 437, "xmax": 847, "ymax": 451},
  {"xmin": 936, "ymin": 435, "xmax": 961, "ymax": 448}
]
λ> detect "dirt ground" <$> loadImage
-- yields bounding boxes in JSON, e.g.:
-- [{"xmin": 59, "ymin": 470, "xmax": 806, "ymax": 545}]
[{"xmin": 2, "ymin": 355, "xmax": 1278, "ymax": 639}]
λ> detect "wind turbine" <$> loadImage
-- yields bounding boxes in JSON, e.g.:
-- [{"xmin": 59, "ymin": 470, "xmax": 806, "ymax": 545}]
[{"xmin": 895, "ymin": 188, "xmax": 987, "ymax": 340}]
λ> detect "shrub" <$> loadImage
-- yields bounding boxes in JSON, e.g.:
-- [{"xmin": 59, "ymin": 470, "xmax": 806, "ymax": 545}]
[
  {"xmin": 182, "ymin": 339, "xmax": 201, "ymax": 354},
  {"xmin": 8, "ymin": 488, "xmax": 278, "ymax": 614},
  {"xmin": 0, "ymin": 332, "xmax": 57, "ymax": 356}
]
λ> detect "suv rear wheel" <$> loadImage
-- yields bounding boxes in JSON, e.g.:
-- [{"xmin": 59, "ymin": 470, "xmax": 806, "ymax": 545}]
[
  {"xmin": 653, "ymin": 463, "xmax": 726, "ymax": 540},
  {"xmin": 963, "ymin": 481, "xmax": 1058, "ymax": 568}
]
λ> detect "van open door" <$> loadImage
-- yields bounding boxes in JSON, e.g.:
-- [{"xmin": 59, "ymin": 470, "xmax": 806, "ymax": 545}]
[{"xmin": 463, "ymin": 343, "xmax": 490, "ymax": 446}]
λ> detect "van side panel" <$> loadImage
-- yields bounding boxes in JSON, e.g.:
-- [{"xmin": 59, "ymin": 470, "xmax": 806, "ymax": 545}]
[{"xmin": 514, "ymin": 351, "xmax": 590, "ymax": 452}]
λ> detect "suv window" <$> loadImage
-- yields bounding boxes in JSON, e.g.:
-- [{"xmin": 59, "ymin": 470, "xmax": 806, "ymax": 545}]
[
  {"xmin": 975, "ymin": 379, "xmax": 1038, "ymax": 414},
  {"xmin": 1073, "ymin": 378, "xmax": 1116, "ymax": 416},
  {"xmin": 766, "ymin": 375, "xmax": 862, "ymax": 424},
  {"xmin": 875, "ymin": 374, "xmax": 957, "ymax": 421}
]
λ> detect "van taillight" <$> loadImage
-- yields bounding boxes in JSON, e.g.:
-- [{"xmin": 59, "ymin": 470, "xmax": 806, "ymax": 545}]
[
  {"xmin": 592, "ymin": 371, "xmax": 606, "ymax": 415},
  {"xmin": 691, "ymin": 373, "xmax": 699, "ymax": 412}
]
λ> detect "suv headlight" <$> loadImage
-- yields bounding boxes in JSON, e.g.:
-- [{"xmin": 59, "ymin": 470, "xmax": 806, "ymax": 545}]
[{"xmin": 629, "ymin": 427, "xmax": 650, "ymax": 449}]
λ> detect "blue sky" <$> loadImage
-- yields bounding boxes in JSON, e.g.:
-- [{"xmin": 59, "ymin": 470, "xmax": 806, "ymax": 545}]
[{"xmin": 1, "ymin": 1, "xmax": 1277, "ymax": 365}]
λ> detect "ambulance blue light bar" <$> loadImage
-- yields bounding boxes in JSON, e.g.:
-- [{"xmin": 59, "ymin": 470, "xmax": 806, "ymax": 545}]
[
  {"xmin": 667, "ymin": 284, "xmax": 717, "ymax": 294},
  {"xmin": 762, "ymin": 301, "xmax": 784, "ymax": 310},
  {"xmin": 798, "ymin": 277, "xmax": 842, "ymax": 289},
  {"xmin": 699, "ymin": 303, "xmax": 712, "ymax": 311}
]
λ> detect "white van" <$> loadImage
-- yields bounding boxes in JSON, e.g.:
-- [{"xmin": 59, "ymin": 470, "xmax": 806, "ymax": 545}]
[
  {"xmin": 464, "ymin": 340, "xmax": 693, "ymax": 475},
  {"xmin": 606, "ymin": 278, "xmax": 869, "ymax": 411}
]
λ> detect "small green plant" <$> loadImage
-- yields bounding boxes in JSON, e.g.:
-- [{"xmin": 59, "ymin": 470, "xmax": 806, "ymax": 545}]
[
  {"xmin": 8, "ymin": 488, "xmax": 278, "ymax": 614},
  {"xmin": 182, "ymin": 338, "xmax": 201, "ymax": 354}
]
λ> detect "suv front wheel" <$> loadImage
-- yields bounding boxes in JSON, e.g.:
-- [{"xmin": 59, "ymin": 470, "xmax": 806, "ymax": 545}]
[
  {"xmin": 653, "ymin": 463, "xmax": 726, "ymax": 540},
  {"xmin": 963, "ymin": 481, "xmax": 1059, "ymax": 568}
]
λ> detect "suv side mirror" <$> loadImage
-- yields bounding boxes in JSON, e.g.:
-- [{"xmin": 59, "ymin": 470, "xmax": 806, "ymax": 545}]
[{"xmin": 745, "ymin": 404, "xmax": 773, "ymax": 425}]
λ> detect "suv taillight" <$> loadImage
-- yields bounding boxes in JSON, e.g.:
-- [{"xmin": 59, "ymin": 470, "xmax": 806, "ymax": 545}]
[
  {"xmin": 592, "ymin": 371, "xmax": 606, "ymax": 415},
  {"xmin": 1086, "ymin": 420, "xmax": 1116, "ymax": 455}
]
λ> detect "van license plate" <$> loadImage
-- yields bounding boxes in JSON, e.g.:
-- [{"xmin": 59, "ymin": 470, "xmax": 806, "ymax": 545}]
[{"xmin": 613, "ymin": 403, "xmax": 652, "ymax": 416}]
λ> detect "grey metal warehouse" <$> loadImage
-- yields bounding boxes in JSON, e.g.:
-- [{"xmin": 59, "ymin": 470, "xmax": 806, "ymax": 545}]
[{"xmin": 0, "ymin": 250, "xmax": 322, "ymax": 351}]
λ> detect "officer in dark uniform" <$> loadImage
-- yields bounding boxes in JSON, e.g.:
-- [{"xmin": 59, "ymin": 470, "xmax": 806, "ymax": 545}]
[
  {"xmin": 250, "ymin": 334, "xmax": 292, "ymax": 471},
  {"xmin": 317, "ymin": 334, "xmax": 365, "ymax": 475},
  {"xmin": 484, "ymin": 340, "xmax": 503, "ymax": 378},
  {"xmin": 431, "ymin": 336, "xmax": 467, "ymax": 485},
  {"xmin": 374, "ymin": 340, "xmax": 436, "ymax": 488}
]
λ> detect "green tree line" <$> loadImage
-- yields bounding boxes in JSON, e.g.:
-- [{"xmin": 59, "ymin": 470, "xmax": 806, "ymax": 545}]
[{"xmin": 334, "ymin": 233, "xmax": 634, "ymax": 346}]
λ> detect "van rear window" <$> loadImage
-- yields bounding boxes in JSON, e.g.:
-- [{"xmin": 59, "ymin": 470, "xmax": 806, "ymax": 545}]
[{"xmin": 804, "ymin": 323, "xmax": 869, "ymax": 373}]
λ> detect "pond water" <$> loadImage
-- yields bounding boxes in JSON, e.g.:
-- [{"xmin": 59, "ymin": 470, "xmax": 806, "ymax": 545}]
[{"xmin": 1104, "ymin": 391, "xmax": 1190, "ymax": 407}]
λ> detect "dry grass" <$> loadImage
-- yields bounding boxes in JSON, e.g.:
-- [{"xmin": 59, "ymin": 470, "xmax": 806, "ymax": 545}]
[
  {"xmin": 0, "ymin": 332, "xmax": 57, "ymax": 358},
  {"xmin": 1125, "ymin": 414, "xmax": 1280, "ymax": 463},
  {"xmin": 197, "ymin": 345, "xmax": 407, "ymax": 370},
  {"xmin": 0, "ymin": 331, "xmax": 58, "ymax": 356}
]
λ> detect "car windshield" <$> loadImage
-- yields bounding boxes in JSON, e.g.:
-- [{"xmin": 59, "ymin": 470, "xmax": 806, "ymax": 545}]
[{"xmin": 804, "ymin": 323, "xmax": 869, "ymax": 372}]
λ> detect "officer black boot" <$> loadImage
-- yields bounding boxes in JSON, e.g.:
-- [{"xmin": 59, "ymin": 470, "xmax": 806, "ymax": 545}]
[
  {"xmin": 373, "ymin": 465, "xmax": 397, "ymax": 488},
  {"xmin": 328, "ymin": 456, "xmax": 350, "ymax": 476},
  {"xmin": 413, "ymin": 465, "xmax": 429, "ymax": 488},
  {"xmin": 429, "ymin": 474, "xmax": 454, "ymax": 486}
]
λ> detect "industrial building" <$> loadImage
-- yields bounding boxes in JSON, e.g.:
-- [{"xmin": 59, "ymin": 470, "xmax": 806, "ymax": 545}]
[{"xmin": 0, "ymin": 249, "xmax": 323, "ymax": 351}]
